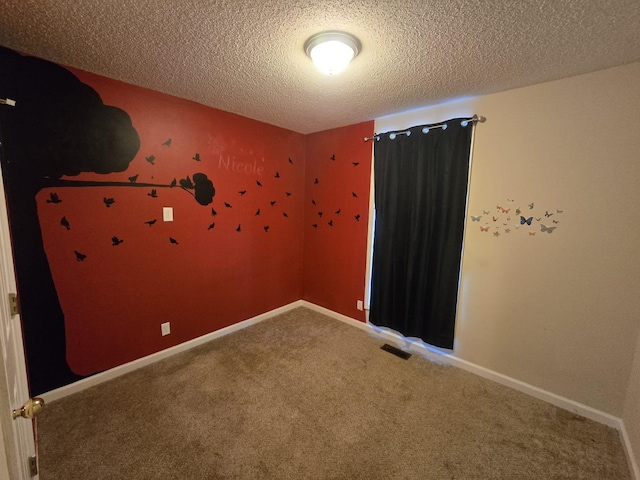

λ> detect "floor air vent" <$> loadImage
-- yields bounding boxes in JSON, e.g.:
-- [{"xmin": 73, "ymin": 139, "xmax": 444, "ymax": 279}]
[{"xmin": 381, "ymin": 343, "xmax": 411, "ymax": 360}]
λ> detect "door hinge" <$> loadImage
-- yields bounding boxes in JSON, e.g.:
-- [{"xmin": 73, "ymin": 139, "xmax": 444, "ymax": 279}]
[
  {"xmin": 8, "ymin": 293, "xmax": 19, "ymax": 316},
  {"xmin": 28, "ymin": 455, "xmax": 38, "ymax": 476}
]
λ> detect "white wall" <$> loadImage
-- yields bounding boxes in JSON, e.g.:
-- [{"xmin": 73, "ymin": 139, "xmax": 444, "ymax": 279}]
[{"xmin": 374, "ymin": 61, "xmax": 640, "ymax": 417}]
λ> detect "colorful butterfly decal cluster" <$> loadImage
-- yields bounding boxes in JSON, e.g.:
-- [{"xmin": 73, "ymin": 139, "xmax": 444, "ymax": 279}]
[{"xmin": 470, "ymin": 198, "xmax": 564, "ymax": 238}]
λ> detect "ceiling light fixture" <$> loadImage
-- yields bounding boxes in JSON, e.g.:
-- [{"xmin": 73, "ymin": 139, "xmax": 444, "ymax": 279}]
[{"xmin": 304, "ymin": 31, "xmax": 361, "ymax": 75}]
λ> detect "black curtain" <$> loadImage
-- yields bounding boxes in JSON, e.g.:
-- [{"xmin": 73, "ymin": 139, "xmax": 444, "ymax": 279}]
[{"xmin": 369, "ymin": 118, "xmax": 473, "ymax": 349}]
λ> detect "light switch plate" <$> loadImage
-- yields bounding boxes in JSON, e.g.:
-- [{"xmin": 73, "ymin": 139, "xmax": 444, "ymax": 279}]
[
  {"xmin": 357, "ymin": 300, "xmax": 364, "ymax": 311},
  {"xmin": 162, "ymin": 207, "xmax": 173, "ymax": 222}
]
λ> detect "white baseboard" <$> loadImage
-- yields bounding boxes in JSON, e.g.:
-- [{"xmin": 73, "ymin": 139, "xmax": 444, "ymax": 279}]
[
  {"xmin": 42, "ymin": 300, "xmax": 304, "ymax": 403},
  {"xmin": 300, "ymin": 301, "xmax": 639, "ymax": 478}
]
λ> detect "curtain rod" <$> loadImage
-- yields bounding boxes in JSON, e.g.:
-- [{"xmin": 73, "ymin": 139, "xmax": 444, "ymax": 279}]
[{"xmin": 363, "ymin": 114, "xmax": 486, "ymax": 142}]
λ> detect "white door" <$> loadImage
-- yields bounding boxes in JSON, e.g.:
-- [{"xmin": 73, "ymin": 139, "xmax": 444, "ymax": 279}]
[{"xmin": 0, "ymin": 166, "xmax": 38, "ymax": 480}]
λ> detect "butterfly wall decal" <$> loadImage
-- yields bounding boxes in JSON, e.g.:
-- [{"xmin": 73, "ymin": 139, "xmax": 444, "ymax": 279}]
[
  {"xmin": 480, "ymin": 226, "xmax": 489, "ymax": 232},
  {"xmin": 540, "ymin": 224, "xmax": 557, "ymax": 233},
  {"xmin": 520, "ymin": 216, "xmax": 533, "ymax": 225},
  {"xmin": 471, "ymin": 215, "xmax": 482, "ymax": 222}
]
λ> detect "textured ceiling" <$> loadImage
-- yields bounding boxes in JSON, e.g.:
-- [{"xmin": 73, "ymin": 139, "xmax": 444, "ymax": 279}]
[{"xmin": 1, "ymin": 0, "xmax": 639, "ymax": 134}]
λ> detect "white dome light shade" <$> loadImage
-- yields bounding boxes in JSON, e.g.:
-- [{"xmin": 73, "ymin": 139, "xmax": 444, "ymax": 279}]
[{"xmin": 304, "ymin": 31, "xmax": 361, "ymax": 75}]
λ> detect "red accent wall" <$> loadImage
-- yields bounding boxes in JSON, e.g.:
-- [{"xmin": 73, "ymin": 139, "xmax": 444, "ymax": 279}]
[
  {"xmin": 302, "ymin": 122, "xmax": 374, "ymax": 322},
  {"xmin": 38, "ymin": 69, "xmax": 305, "ymax": 375}
]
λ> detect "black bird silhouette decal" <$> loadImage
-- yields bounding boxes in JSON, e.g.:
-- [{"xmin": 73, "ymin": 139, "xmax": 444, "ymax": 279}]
[
  {"xmin": 355, "ymin": 214, "xmax": 361, "ymax": 221},
  {"xmin": 285, "ymin": 192, "xmax": 292, "ymax": 197},
  {"xmin": 318, "ymin": 211, "xmax": 323, "ymax": 217},
  {"xmin": 283, "ymin": 212, "xmax": 288, "ymax": 218},
  {"xmin": 275, "ymin": 171, "xmax": 280, "ymax": 179},
  {"xmin": 264, "ymin": 226, "xmax": 270, "ymax": 232},
  {"xmin": 352, "ymin": 192, "xmax": 358, "ymax": 198},
  {"xmin": 208, "ymin": 222, "xmax": 215, "ymax": 230},
  {"xmin": 335, "ymin": 209, "xmax": 341, "ymax": 215},
  {"xmin": 193, "ymin": 153, "xmax": 201, "ymax": 161},
  {"xmin": 163, "ymin": 138, "xmax": 172, "ymax": 146},
  {"xmin": 169, "ymin": 237, "xmax": 179, "ymax": 245},
  {"xmin": 312, "ymin": 199, "xmax": 316, "ymax": 206},
  {"xmin": 256, "ymin": 180, "xmax": 263, "ymax": 187},
  {"xmin": 312, "ymin": 224, "xmax": 318, "ymax": 228},
  {"xmin": 179, "ymin": 176, "xmax": 194, "ymax": 189},
  {"xmin": 255, "ymin": 209, "xmax": 261, "ymax": 216},
  {"xmin": 236, "ymin": 224, "xmax": 241, "ymax": 232},
  {"xmin": 352, "ymin": 162, "xmax": 359, "ymax": 167},
  {"xmin": 330, "ymin": 154, "xmax": 335, "ymax": 161},
  {"xmin": 144, "ymin": 219, "xmax": 157, "ymax": 226},
  {"xmin": 211, "ymin": 208, "xmax": 217, "ymax": 216},
  {"xmin": 328, "ymin": 220, "xmax": 333, "ymax": 226},
  {"xmin": 170, "ymin": 178, "xmax": 177, "ymax": 188},
  {"xmin": 314, "ymin": 178, "xmax": 319, "ymax": 184},
  {"xmin": 224, "ymin": 202, "xmax": 232, "ymax": 208},
  {"xmin": 146, "ymin": 155, "xmax": 155, "ymax": 165},
  {"xmin": 128, "ymin": 174, "xmax": 139, "ymax": 183},
  {"xmin": 60, "ymin": 216, "xmax": 71, "ymax": 230},
  {"xmin": 148, "ymin": 189, "xmax": 158, "ymax": 198},
  {"xmin": 239, "ymin": 190, "xmax": 247, "ymax": 196},
  {"xmin": 47, "ymin": 192, "xmax": 62, "ymax": 204},
  {"xmin": 288, "ymin": 157, "xmax": 293, "ymax": 164},
  {"xmin": 270, "ymin": 201, "xmax": 276, "ymax": 206},
  {"xmin": 103, "ymin": 197, "xmax": 115, "ymax": 208},
  {"xmin": 111, "ymin": 236, "xmax": 124, "ymax": 246},
  {"xmin": 74, "ymin": 250, "xmax": 87, "ymax": 261}
]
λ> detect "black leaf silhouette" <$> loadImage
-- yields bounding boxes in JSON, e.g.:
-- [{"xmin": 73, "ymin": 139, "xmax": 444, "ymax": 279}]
[
  {"xmin": 144, "ymin": 219, "xmax": 157, "ymax": 226},
  {"xmin": 255, "ymin": 209, "xmax": 260, "ymax": 216},
  {"xmin": 288, "ymin": 157, "xmax": 293, "ymax": 164},
  {"xmin": 355, "ymin": 214, "xmax": 361, "ymax": 221},
  {"xmin": 128, "ymin": 174, "xmax": 139, "ymax": 183},
  {"xmin": 283, "ymin": 212, "xmax": 288, "ymax": 218},
  {"xmin": 270, "ymin": 201, "xmax": 276, "ymax": 206},
  {"xmin": 352, "ymin": 192, "xmax": 358, "ymax": 198},
  {"xmin": 170, "ymin": 178, "xmax": 177, "ymax": 188},
  {"xmin": 318, "ymin": 211, "xmax": 323, "ymax": 217},
  {"xmin": 330, "ymin": 154, "xmax": 335, "ymax": 161},
  {"xmin": 311, "ymin": 199, "xmax": 316, "ymax": 206},
  {"xmin": 169, "ymin": 237, "xmax": 179, "ymax": 245},
  {"xmin": 312, "ymin": 224, "xmax": 318, "ymax": 228},
  {"xmin": 264, "ymin": 226, "xmax": 269, "ymax": 232},
  {"xmin": 193, "ymin": 153, "xmax": 201, "ymax": 161},
  {"xmin": 163, "ymin": 138, "xmax": 172, "ymax": 146},
  {"xmin": 224, "ymin": 202, "xmax": 232, "ymax": 208},
  {"xmin": 211, "ymin": 208, "xmax": 217, "ymax": 216},
  {"xmin": 256, "ymin": 180, "xmax": 263, "ymax": 187},
  {"xmin": 285, "ymin": 192, "xmax": 291, "ymax": 196},
  {"xmin": 179, "ymin": 176, "xmax": 194, "ymax": 189},
  {"xmin": 236, "ymin": 224, "xmax": 241, "ymax": 232},
  {"xmin": 328, "ymin": 220, "xmax": 333, "ymax": 226},
  {"xmin": 146, "ymin": 155, "xmax": 155, "ymax": 165},
  {"xmin": 275, "ymin": 172, "xmax": 280, "ymax": 179},
  {"xmin": 46, "ymin": 192, "xmax": 62, "ymax": 204},
  {"xmin": 148, "ymin": 189, "xmax": 157, "ymax": 198},
  {"xmin": 103, "ymin": 197, "xmax": 115, "ymax": 208},
  {"xmin": 314, "ymin": 178, "xmax": 319, "ymax": 184},
  {"xmin": 111, "ymin": 236, "xmax": 124, "ymax": 246},
  {"xmin": 239, "ymin": 190, "xmax": 247, "ymax": 195},
  {"xmin": 335, "ymin": 209, "xmax": 341, "ymax": 215},
  {"xmin": 74, "ymin": 250, "xmax": 86, "ymax": 261},
  {"xmin": 352, "ymin": 162, "xmax": 359, "ymax": 167},
  {"xmin": 60, "ymin": 216, "xmax": 70, "ymax": 230},
  {"xmin": 208, "ymin": 222, "xmax": 215, "ymax": 230}
]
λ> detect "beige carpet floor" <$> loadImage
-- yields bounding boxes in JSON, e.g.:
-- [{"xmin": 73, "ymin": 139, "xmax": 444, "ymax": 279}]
[{"xmin": 38, "ymin": 307, "xmax": 631, "ymax": 479}]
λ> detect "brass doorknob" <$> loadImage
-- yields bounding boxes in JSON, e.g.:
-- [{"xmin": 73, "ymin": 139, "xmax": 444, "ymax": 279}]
[{"xmin": 12, "ymin": 397, "xmax": 45, "ymax": 420}]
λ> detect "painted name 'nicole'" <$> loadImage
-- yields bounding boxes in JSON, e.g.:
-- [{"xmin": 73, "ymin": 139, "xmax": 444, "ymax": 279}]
[{"xmin": 218, "ymin": 155, "xmax": 265, "ymax": 176}]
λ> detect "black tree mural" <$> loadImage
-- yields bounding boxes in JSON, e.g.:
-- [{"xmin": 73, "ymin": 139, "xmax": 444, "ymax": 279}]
[{"xmin": 0, "ymin": 48, "xmax": 213, "ymax": 394}]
